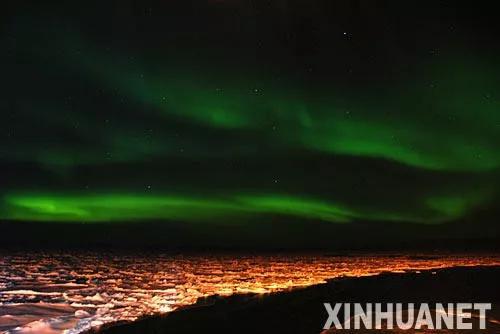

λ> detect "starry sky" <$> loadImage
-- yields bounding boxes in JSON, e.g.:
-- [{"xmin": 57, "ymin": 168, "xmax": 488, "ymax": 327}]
[{"xmin": 1, "ymin": 1, "xmax": 500, "ymax": 248}]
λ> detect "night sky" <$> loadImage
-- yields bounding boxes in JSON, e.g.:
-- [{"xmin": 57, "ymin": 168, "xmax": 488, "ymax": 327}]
[{"xmin": 1, "ymin": 1, "xmax": 500, "ymax": 249}]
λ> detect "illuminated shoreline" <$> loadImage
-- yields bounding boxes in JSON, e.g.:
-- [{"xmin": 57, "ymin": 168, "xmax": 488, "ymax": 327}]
[{"xmin": 1, "ymin": 252, "xmax": 499, "ymax": 333}]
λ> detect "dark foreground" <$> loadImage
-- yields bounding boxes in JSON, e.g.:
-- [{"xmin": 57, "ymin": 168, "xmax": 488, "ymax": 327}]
[{"xmin": 92, "ymin": 266, "xmax": 500, "ymax": 334}]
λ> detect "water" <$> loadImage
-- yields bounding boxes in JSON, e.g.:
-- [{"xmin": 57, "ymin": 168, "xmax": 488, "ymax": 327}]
[{"xmin": 0, "ymin": 252, "xmax": 498, "ymax": 333}]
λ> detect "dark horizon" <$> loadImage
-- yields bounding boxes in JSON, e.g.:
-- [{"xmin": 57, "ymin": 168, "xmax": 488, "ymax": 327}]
[{"xmin": 1, "ymin": 216, "xmax": 498, "ymax": 251}]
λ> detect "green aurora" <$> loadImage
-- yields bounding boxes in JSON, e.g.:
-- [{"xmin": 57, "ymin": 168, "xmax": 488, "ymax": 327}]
[
  {"xmin": 75, "ymin": 52, "xmax": 500, "ymax": 172},
  {"xmin": 6, "ymin": 192, "xmax": 483, "ymax": 224},
  {"xmin": 1, "ymin": 1, "xmax": 500, "ymax": 231}
]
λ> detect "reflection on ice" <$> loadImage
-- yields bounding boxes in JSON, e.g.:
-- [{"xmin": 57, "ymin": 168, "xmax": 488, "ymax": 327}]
[{"xmin": 0, "ymin": 252, "xmax": 498, "ymax": 333}]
